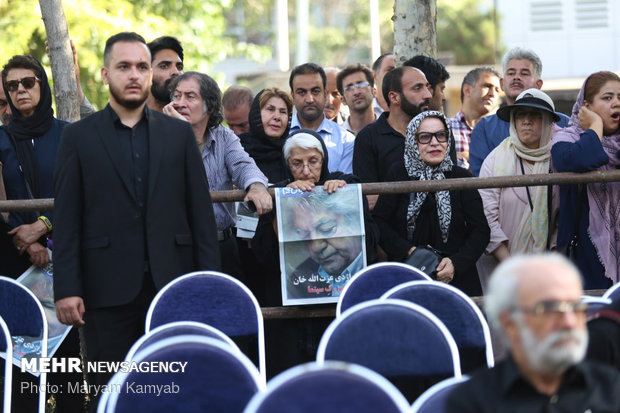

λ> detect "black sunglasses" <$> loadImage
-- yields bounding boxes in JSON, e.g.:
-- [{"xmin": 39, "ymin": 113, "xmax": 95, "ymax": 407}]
[
  {"xmin": 5, "ymin": 77, "xmax": 40, "ymax": 92},
  {"xmin": 416, "ymin": 130, "xmax": 449, "ymax": 144}
]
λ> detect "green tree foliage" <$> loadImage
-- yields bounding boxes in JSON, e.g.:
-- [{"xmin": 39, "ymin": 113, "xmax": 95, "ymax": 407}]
[
  {"xmin": 0, "ymin": 0, "xmax": 267, "ymax": 109},
  {"xmin": 437, "ymin": 0, "xmax": 501, "ymax": 65}
]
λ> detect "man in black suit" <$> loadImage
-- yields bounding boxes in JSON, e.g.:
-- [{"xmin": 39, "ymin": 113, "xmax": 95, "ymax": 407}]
[{"xmin": 53, "ymin": 32, "xmax": 220, "ymax": 393}]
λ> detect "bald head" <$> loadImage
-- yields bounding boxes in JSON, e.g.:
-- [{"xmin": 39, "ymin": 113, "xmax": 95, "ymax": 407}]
[{"xmin": 485, "ymin": 254, "xmax": 583, "ymax": 332}]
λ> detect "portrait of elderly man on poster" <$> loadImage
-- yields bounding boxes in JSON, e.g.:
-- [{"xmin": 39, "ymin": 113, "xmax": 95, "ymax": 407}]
[{"xmin": 276, "ymin": 184, "xmax": 366, "ymax": 305}]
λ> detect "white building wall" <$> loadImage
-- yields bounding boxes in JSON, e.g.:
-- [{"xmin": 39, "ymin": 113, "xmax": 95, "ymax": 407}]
[{"xmin": 498, "ymin": 0, "xmax": 620, "ymax": 79}]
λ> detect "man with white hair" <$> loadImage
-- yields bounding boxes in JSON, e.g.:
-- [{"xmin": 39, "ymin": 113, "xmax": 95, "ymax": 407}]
[
  {"xmin": 447, "ymin": 253, "xmax": 620, "ymax": 412},
  {"xmin": 469, "ymin": 47, "xmax": 570, "ymax": 176}
]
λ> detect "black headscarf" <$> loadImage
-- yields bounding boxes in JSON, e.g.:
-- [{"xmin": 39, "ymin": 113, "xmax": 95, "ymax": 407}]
[
  {"xmin": 3, "ymin": 56, "xmax": 54, "ymax": 199},
  {"xmin": 239, "ymin": 89, "xmax": 291, "ymax": 182}
]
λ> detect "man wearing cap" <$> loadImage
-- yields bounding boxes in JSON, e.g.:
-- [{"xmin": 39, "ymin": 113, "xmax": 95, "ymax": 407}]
[
  {"xmin": 447, "ymin": 253, "xmax": 620, "ymax": 412},
  {"xmin": 477, "ymin": 88, "xmax": 560, "ymax": 292}
]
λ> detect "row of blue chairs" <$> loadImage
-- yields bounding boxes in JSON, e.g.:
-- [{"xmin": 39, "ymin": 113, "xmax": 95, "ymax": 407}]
[
  {"xmin": 3, "ymin": 262, "xmax": 620, "ymax": 412},
  {"xmin": 95, "ymin": 320, "xmax": 464, "ymax": 412}
]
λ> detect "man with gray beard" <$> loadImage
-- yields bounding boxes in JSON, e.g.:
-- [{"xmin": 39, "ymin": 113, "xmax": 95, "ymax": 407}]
[{"xmin": 447, "ymin": 253, "xmax": 620, "ymax": 412}]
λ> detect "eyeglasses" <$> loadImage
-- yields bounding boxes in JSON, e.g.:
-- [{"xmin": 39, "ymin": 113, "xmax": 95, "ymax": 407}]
[
  {"xmin": 517, "ymin": 300, "xmax": 588, "ymax": 317},
  {"xmin": 416, "ymin": 130, "xmax": 449, "ymax": 144},
  {"xmin": 5, "ymin": 77, "xmax": 40, "ymax": 92},
  {"xmin": 289, "ymin": 158, "xmax": 322, "ymax": 171},
  {"xmin": 344, "ymin": 81, "xmax": 371, "ymax": 93}
]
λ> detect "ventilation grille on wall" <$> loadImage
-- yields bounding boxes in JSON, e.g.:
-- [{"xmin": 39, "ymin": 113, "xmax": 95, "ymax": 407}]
[
  {"xmin": 530, "ymin": 1, "xmax": 563, "ymax": 31},
  {"xmin": 575, "ymin": 0, "xmax": 609, "ymax": 28}
]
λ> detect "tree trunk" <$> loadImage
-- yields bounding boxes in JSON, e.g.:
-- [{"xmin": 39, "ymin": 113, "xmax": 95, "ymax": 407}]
[
  {"xmin": 39, "ymin": 0, "xmax": 79, "ymax": 122},
  {"xmin": 393, "ymin": 0, "xmax": 437, "ymax": 65}
]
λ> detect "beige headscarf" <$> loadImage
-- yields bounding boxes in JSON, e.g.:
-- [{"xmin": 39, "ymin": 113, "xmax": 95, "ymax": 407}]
[{"xmin": 492, "ymin": 111, "xmax": 553, "ymax": 254}]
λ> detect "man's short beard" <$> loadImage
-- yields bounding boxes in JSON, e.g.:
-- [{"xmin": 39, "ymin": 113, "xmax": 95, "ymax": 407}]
[
  {"xmin": 351, "ymin": 99, "xmax": 371, "ymax": 114},
  {"xmin": 109, "ymin": 83, "xmax": 148, "ymax": 110},
  {"xmin": 298, "ymin": 105, "xmax": 323, "ymax": 122},
  {"xmin": 151, "ymin": 78, "xmax": 172, "ymax": 104},
  {"xmin": 516, "ymin": 315, "xmax": 588, "ymax": 377},
  {"xmin": 401, "ymin": 94, "xmax": 426, "ymax": 118}
]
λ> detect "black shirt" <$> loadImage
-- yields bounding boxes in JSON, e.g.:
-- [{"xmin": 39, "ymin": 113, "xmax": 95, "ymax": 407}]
[
  {"xmin": 353, "ymin": 111, "xmax": 458, "ymax": 183},
  {"xmin": 353, "ymin": 112, "xmax": 405, "ymax": 183},
  {"xmin": 446, "ymin": 356, "xmax": 620, "ymax": 412},
  {"xmin": 109, "ymin": 105, "xmax": 149, "ymax": 213}
]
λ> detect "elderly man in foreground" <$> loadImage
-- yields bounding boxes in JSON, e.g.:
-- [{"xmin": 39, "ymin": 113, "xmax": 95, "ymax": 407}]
[{"xmin": 447, "ymin": 253, "xmax": 620, "ymax": 412}]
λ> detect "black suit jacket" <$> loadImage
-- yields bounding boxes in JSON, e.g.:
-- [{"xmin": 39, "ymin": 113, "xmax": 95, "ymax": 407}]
[{"xmin": 53, "ymin": 105, "xmax": 220, "ymax": 309}]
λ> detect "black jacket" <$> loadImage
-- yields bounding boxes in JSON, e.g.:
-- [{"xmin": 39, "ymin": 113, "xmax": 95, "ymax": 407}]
[
  {"xmin": 53, "ymin": 105, "xmax": 220, "ymax": 309},
  {"xmin": 373, "ymin": 164, "xmax": 489, "ymax": 296}
]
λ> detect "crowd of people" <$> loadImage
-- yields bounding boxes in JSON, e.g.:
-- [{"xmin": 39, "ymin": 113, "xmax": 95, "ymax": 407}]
[{"xmin": 1, "ymin": 30, "xmax": 620, "ymax": 411}]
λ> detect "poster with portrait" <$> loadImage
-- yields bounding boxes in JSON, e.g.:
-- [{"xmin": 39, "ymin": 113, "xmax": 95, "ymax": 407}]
[
  {"xmin": 1, "ymin": 257, "xmax": 72, "ymax": 377},
  {"xmin": 275, "ymin": 184, "xmax": 366, "ymax": 305}
]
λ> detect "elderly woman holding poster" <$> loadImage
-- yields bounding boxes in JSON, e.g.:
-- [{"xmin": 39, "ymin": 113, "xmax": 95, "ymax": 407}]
[
  {"xmin": 251, "ymin": 129, "xmax": 377, "ymax": 378},
  {"xmin": 252, "ymin": 129, "xmax": 377, "ymax": 306}
]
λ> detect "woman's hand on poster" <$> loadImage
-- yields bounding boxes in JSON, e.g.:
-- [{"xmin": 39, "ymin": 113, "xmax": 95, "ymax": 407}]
[
  {"xmin": 287, "ymin": 179, "xmax": 316, "ymax": 192},
  {"xmin": 323, "ymin": 179, "xmax": 346, "ymax": 194},
  {"xmin": 26, "ymin": 242, "xmax": 49, "ymax": 267},
  {"xmin": 435, "ymin": 257, "xmax": 455, "ymax": 283}
]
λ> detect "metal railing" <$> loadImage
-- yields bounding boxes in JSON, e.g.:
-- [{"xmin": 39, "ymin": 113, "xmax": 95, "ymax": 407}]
[{"xmin": 2, "ymin": 169, "xmax": 618, "ymax": 318}]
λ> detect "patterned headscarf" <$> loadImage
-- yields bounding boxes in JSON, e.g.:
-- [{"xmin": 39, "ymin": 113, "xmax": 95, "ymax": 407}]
[{"xmin": 404, "ymin": 111, "xmax": 454, "ymax": 243}]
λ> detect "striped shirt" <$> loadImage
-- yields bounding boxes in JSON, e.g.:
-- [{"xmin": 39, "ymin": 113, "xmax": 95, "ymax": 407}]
[{"xmin": 201, "ymin": 125, "xmax": 267, "ymax": 230}]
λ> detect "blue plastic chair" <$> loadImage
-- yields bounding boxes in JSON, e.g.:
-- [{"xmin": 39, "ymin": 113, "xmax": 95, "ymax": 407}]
[
  {"xmin": 244, "ymin": 361, "xmax": 411, "ymax": 413},
  {"xmin": 603, "ymin": 283, "xmax": 620, "ymax": 301},
  {"xmin": 411, "ymin": 375, "xmax": 470, "ymax": 413},
  {"xmin": 145, "ymin": 271, "xmax": 266, "ymax": 381},
  {"xmin": 317, "ymin": 299, "xmax": 460, "ymax": 402},
  {"xmin": 582, "ymin": 295, "xmax": 612, "ymax": 316},
  {"xmin": 0, "ymin": 315, "xmax": 13, "ymax": 413},
  {"xmin": 125, "ymin": 320, "xmax": 239, "ymax": 361},
  {"xmin": 381, "ymin": 280, "xmax": 494, "ymax": 372},
  {"xmin": 104, "ymin": 335, "xmax": 264, "ymax": 413},
  {"xmin": 0, "ymin": 275, "xmax": 48, "ymax": 413},
  {"xmin": 336, "ymin": 262, "xmax": 432, "ymax": 316}
]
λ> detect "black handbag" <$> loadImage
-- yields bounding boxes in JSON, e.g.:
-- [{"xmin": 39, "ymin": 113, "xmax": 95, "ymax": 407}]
[{"xmin": 404, "ymin": 245, "xmax": 443, "ymax": 277}]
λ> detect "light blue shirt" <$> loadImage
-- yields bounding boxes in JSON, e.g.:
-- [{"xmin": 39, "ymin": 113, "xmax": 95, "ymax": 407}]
[{"xmin": 291, "ymin": 114, "xmax": 355, "ymax": 174}]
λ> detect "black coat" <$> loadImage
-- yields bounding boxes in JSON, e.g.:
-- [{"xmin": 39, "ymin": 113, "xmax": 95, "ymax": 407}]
[
  {"xmin": 53, "ymin": 105, "xmax": 221, "ymax": 309},
  {"xmin": 373, "ymin": 164, "xmax": 489, "ymax": 296}
]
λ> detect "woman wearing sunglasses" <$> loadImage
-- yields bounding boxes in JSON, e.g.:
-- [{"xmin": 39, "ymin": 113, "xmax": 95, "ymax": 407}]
[
  {"xmin": 373, "ymin": 111, "xmax": 490, "ymax": 296},
  {"xmin": 477, "ymin": 89, "xmax": 560, "ymax": 292},
  {"xmin": 0, "ymin": 55, "xmax": 68, "ymax": 273}
]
